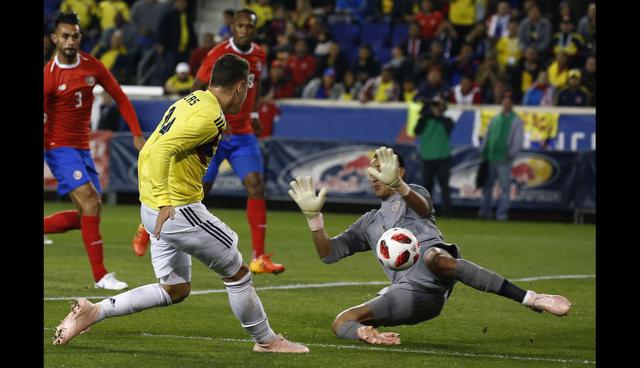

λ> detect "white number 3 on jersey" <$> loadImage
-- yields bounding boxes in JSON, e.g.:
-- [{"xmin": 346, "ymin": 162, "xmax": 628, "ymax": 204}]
[
  {"xmin": 247, "ymin": 73, "xmax": 255, "ymax": 89},
  {"xmin": 74, "ymin": 91, "xmax": 83, "ymax": 108}
]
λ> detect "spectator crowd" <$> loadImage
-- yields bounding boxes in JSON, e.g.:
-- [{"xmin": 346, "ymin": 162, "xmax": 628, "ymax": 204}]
[{"xmin": 44, "ymin": 0, "xmax": 596, "ymax": 107}]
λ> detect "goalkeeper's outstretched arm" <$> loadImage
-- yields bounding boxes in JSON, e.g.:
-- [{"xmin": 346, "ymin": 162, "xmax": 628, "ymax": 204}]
[{"xmin": 309, "ymin": 227, "xmax": 332, "ymax": 259}]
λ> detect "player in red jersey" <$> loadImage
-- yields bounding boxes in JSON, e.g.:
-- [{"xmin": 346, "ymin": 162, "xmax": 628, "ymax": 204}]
[
  {"xmin": 132, "ymin": 9, "xmax": 285, "ymax": 274},
  {"xmin": 44, "ymin": 12, "xmax": 146, "ymax": 290}
]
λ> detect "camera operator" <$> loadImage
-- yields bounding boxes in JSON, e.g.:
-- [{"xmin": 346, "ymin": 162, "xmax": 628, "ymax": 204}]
[{"xmin": 413, "ymin": 94, "xmax": 455, "ymax": 216}]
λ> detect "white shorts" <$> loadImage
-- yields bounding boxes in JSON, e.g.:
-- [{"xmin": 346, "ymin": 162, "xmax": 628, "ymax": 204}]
[{"xmin": 141, "ymin": 202, "xmax": 243, "ymax": 283}]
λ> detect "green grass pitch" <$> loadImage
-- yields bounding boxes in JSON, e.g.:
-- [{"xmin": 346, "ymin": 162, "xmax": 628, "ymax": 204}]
[{"xmin": 44, "ymin": 201, "xmax": 595, "ymax": 367}]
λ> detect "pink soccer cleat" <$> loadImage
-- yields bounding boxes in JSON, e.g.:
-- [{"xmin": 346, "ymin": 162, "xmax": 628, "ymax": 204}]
[
  {"xmin": 253, "ymin": 334, "xmax": 310, "ymax": 353},
  {"xmin": 524, "ymin": 291, "xmax": 572, "ymax": 316},
  {"xmin": 357, "ymin": 326, "xmax": 401, "ymax": 345},
  {"xmin": 53, "ymin": 298, "xmax": 101, "ymax": 345}
]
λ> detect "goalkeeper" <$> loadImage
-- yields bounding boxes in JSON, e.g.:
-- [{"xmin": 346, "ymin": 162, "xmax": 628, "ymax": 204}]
[{"xmin": 288, "ymin": 147, "xmax": 572, "ymax": 346}]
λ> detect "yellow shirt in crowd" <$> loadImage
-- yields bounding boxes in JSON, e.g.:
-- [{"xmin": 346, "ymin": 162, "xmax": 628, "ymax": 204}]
[
  {"xmin": 99, "ymin": 47, "xmax": 126, "ymax": 70},
  {"xmin": 247, "ymin": 3, "xmax": 273, "ymax": 29},
  {"xmin": 166, "ymin": 75, "xmax": 196, "ymax": 94},
  {"xmin": 496, "ymin": 36, "xmax": 521, "ymax": 71},
  {"xmin": 60, "ymin": 0, "xmax": 97, "ymax": 30},
  {"xmin": 449, "ymin": 0, "xmax": 475, "ymax": 26},
  {"xmin": 548, "ymin": 62, "xmax": 569, "ymax": 88},
  {"xmin": 373, "ymin": 80, "xmax": 395, "ymax": 102},
  {"xmin": 97, "ymin": 0, "xmax": 130, "ymax": 30}
]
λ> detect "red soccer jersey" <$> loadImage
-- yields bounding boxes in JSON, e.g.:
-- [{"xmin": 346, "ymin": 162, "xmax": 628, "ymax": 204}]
[
  {"xmin": 415, "ymin": 11, "xmax": 444, "ymax": 39},
  {"xmin": 287, "ymin": 54, "xmax": 316, "ymax": 87},
  {"xmin": 44, "ymin": 51, "xmax": 142, "ymax": 151},
  {"xmin": 196, "ymin": 38, "xmax": 266, "ymax": 135}
]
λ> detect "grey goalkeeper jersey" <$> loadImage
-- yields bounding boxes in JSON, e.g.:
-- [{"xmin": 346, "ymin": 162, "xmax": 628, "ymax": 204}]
[{"xmin": 324, "ymin": 184, "xmax": 454, "ymax": 293}]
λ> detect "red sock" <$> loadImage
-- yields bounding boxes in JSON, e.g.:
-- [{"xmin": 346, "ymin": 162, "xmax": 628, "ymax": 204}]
[
  {"xmin": 80, "ymin": 215, "xmax": 108, "ymax": 282},
  {"xmin": 247, "ymin": 198, "xmax": 266, "ymax": 259},
  {"xmin": 44, "ymin": 210, "xmax": 81, "ymax": 233}
]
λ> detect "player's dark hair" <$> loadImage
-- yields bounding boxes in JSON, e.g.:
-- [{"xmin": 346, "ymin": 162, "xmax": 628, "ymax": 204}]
[
  {"xmin": 210, "ymin": 53, "xmax": 249, "ymax": 89},
  {"xmin": 396, "ymin": 153, "xmax": 406, "ymax": 169},
  {"xmin": 224, "ymin": 9, "xmax": 235, "ymax": 17},
  {"xmin": 235, "ymin": 8, "xmax": 257, "ymax": 24},
  {"xmin": 54, "ymin": 11, "xmax": 80, "ymax": 29}
]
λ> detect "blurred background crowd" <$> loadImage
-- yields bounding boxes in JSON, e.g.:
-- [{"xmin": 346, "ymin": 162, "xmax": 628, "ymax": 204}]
[{"xmin": 44, "ymin": 0, "xmax": 596, "ymax": 107}]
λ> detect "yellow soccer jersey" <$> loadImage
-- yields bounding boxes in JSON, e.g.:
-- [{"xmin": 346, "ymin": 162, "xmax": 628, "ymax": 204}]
[{"xmin": 138, "ymin": 90, "xmax": 226, "ymax": 209}]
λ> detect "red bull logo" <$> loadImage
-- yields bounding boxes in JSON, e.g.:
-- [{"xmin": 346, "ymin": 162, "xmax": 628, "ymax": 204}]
[
  {"xmin": 280, "ymin": 146, "xmax": 378, "ymax": 195},
  {"xmin": 317, "ymin": 154, "xmax": 372, "ymax": 192},
  {"xmin": 512, "ymin": 156, "xmax": 557, "ymax": 188}
]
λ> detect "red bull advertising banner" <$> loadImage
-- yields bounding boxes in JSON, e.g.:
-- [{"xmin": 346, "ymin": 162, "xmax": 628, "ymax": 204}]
[
  {"xmin": 265, "ymin": 139, "xmax": 422, "ymax": 202},
  {"xmin": 99, "ymin": 135, "xmax": 595, "ymax": 211},
  {"xmin": 265, "ymin": 138, "xmax": 594, "ymax": 210}
]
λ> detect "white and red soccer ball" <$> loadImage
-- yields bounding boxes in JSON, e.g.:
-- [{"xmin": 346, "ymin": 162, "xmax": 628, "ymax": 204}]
[{"xmin": 376, "ymin": 228, "xmax": 420, "ymax": 271}]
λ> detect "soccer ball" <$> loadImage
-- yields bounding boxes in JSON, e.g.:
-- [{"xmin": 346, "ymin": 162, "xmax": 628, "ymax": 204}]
[{"xmin": 376, "ymin": 227, "xmax": 420, "ymax": 271}]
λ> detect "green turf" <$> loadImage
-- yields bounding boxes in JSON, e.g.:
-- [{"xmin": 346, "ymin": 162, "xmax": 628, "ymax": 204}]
[{"xmin": 44, "ymin": 202, "xmax": 595, "ymax": 367}]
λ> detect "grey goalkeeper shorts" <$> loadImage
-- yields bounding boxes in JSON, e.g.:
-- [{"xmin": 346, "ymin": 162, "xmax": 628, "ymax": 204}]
[
  {"xmin": 365, "ymin": 243, "xmax": 462, "ymax": 327},
  {"xmin": 365, "ymin": 283, "xmax": 446, "ymax": 327}
]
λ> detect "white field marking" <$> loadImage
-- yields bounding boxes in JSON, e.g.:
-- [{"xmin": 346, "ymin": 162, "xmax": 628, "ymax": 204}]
[
  {"xmin": 41, "ymin": 328, "xmax": 595, "ymax": 365},
  {"xmin": 43, "ymin": 274, "xmax": 595, "ymax": 301}
]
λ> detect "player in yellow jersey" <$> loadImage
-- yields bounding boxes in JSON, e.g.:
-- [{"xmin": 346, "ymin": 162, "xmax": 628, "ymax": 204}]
[{"xmin": 53, "ymin": 54, "xmax": 309, "ymax": 353}]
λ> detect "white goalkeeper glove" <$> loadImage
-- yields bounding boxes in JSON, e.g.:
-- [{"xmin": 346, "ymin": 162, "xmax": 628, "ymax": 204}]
[
  {"xmin": 288, "ymin": 176, "xmax": 327, "ymax": 231},
  {"xmin": 366, "ymin": 146, "xmax": 411, "ymax": 196}
]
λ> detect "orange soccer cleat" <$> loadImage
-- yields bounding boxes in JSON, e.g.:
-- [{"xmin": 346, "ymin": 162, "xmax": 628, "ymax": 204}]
[
  {"xmin": 249, "ymin": 253, "xmax": 286, "ymax": 274},
  {"xmin": 132, "ymin": 223, "xmax": 150, "ymax": 257}
]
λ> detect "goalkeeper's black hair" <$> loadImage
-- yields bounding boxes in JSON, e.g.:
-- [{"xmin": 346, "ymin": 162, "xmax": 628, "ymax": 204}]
[
  {"xmin": 396, "ymin": 153, "xmax": 406, "ymax": 169},
  {"xmin": 54, "ymin": 11, "xmax": 80, "ymax": 29}
]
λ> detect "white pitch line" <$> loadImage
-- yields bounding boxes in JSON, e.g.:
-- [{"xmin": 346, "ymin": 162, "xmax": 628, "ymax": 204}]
[
  {"xmin": 42, "ymin": 328, "xmax": 595, "ymax": 365},
  {"xmin": 43, "ymin": 274, "xmax": 595, "ymax": 301}
]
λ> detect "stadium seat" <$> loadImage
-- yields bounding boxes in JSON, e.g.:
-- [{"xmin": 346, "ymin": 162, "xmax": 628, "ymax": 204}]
[
  {"xmin": 375, "ymin": 48, "xmax": 392, "ymax": 65},
  {"xmin": 346, "ymin": 47, "xmax": 360, "ymax": 67},
  {"xmin": 360, "ymin": 21, "xmax": 390, "ymax": 49},
  {"xmin": 390, "ymin": 23, "xmax": 409, "ymax": 48},
  {"xmin": 330, "ymin": 22, "xmax": 360, "ymax": 52}
]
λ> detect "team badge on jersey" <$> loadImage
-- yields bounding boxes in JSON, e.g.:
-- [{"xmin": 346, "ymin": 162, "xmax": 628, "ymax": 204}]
[
  {"xmin": 57, "ymin": 84, "xmax": 67, "ymax": 91},
  {"xmin": 73, "ymin": 170, "xmax": 83, "ymax": 180},
  {"xmin": 85, "ymin": 76, "xmax": 96, "ymax": 86},
  {"xmin": 391, "ymin": 201, "xmax": 401, "ymax": 212}
]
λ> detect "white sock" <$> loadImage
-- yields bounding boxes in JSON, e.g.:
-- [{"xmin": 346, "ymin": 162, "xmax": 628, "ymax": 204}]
[
  {"xmin": 522, "ymin": 290, "xmax": 536, "ymax": 306},
  {"xmin": 224, "ymin": 273, "xmax": 277, "ymax": 344},
  {"xmin": 96, "ymin": 283, "xmax": 172, "ymax": 322}
]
